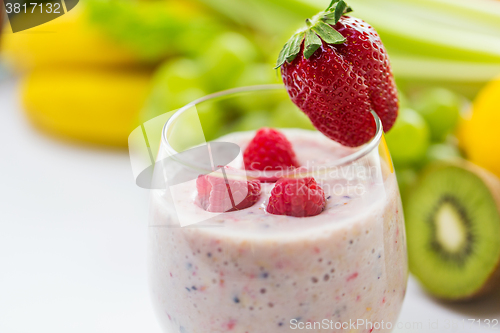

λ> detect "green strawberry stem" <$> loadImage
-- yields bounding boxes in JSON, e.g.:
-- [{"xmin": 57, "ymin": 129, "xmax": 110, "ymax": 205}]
[{"xmin": 275, "ymin": 0, "xmax": 352, "ymax": 68}]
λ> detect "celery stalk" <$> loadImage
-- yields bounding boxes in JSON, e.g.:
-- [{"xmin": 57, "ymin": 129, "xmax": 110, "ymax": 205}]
[
  {"xmin": 345, "ymin": 0, "xmax": 500, "ymax": 62},
  {"xmin": 391, "ymin": 55, "xmax": 500, "ymax": 82},
  {"xmin": 184, "ymin": 0, "xmax": 500, "ymax": 95},
  {"xmin": 276, "ymin": 0, "xmax": 500, "ymax": 94}
]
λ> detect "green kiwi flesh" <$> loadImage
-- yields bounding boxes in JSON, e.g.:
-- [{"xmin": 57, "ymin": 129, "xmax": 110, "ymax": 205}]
[{"xmin": 405, "ymin": 162, "xmax": 500, "ymax": 300}]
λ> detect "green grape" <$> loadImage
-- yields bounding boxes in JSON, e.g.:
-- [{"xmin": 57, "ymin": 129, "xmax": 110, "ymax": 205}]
[
  {"xmin": 230, "ymin": 63, "xmax": 284, "ymax": 115},
  {"xmin": 231, "ymin": 111, "xmax": 273, "ymax": 133},
  {"xmin": 236, "ymin": 63, "xmax": 280, "ymax": 87},
  {"xmin": 140, "ymin": 58, "xmax": 207, "ymax": 123},
  {"xmin": 154, "ymin": 58, "xmax": 205, "ymax": 95},
  {"xmin": 196, "ymin": 104, "xmax": 225, "ymax": 141},
  {"xmin": 141, "ymin": 57, "xmax": 228, "ymax": 141},
  {"xmin": 385, "ymin": 108, "xmax": 431, "ymax": 167},
  {"xmin": 413, "ymin": 88, "xmax": 462, "ymax": 142},
  {"xmin": 271, "ymin": 100, "xmax": 315, "ymax": 130},
  {"xmin": 201, "ymin": 32, "xmax": 259, "ymax": 92}
]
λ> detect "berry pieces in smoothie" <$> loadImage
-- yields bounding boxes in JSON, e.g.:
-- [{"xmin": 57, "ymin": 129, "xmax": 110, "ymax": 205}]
[
  {"xmin": 267, "ymin": 177, "xmax": 326, "ymax": 217},
  {"xmin": 276, "ymin": 1, "xmax": 398, "ymax": 147},
  {"xmin": 196, "ymin": 166, "xmax": 261, "ymax": 213},
  {"xmin": 243, "ymin": 128, "xmax": 300, "ymax": 171}
]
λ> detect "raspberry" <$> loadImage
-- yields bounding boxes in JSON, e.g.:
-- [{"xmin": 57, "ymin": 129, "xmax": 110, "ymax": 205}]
[
  {"xmin": 196, "ymin": 167, "xmax": 261, "ymax": 213},
  {"xmin": 243, "ymin": 128, "xmax": 300, "ymax": 171},
  {"xmin": 267, "ymin": 177, "xmax": 326, "ymax": 217}
]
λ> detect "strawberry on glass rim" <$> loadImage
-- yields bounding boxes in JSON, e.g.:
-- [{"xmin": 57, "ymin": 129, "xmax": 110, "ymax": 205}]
[{"xmin": 276, "ymin": 0, "xmax": 398, "ymax": 147}]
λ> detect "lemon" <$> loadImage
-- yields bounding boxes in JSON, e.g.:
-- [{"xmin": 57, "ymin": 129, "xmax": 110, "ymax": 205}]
[
  {"xmin": 460, "ymin": 76, "xmax": 500, "ymax": 178},
  {"xmin": 22, "ymin": 67, "xmax": 152, "ymax": 147}
]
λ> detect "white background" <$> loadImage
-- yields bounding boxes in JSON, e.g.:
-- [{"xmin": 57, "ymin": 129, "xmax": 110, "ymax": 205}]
[{"xmin": 1, "ymin": 78, "xmax": 499, "ymax": 333}]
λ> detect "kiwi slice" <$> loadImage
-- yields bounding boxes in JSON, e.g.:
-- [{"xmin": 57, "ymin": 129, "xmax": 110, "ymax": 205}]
[{"xmin": 405, "ymin": 161, "xmax": 500, "ymax": 301}]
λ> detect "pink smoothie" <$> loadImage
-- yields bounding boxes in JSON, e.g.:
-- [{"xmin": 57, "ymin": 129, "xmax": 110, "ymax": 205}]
[{"xmin": 149, "ymin": 129, "xmax": 407, "ymax": 333}]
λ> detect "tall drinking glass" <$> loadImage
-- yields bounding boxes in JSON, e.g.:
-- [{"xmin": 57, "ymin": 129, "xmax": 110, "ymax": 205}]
[{"xmin": 148, "ymin": 85, "xmax": 407, "ymax": 333}]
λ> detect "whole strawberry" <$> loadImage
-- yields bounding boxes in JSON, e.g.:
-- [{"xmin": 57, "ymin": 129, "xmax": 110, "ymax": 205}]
[{"xmin": 276, "ymin": 0, "xmax": 398, "ymax": 147}]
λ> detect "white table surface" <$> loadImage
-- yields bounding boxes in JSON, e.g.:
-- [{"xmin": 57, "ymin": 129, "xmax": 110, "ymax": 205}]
[{"xmin": 1, "ymin": 77, "xmax": 499, "ymax": 333}]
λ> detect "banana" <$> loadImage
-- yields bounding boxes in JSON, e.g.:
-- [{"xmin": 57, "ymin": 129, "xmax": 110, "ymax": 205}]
[
  {"xmin": 22, "ymin": 67, "xmax": 152, "ymax": 147},
  {"xmin": 1, "ymin": 7, "xmax": 140, "ymax": 71}
]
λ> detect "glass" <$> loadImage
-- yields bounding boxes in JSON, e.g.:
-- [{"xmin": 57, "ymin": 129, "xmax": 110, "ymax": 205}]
[{"xmin": 148, "ymin": 85, "xmax": 408, "ymax": 333}]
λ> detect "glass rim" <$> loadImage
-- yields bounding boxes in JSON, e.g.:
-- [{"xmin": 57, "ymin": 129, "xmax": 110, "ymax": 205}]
[{"xmin": 161, "ymin": 84, "xmax": 383, "ymax": 174}]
